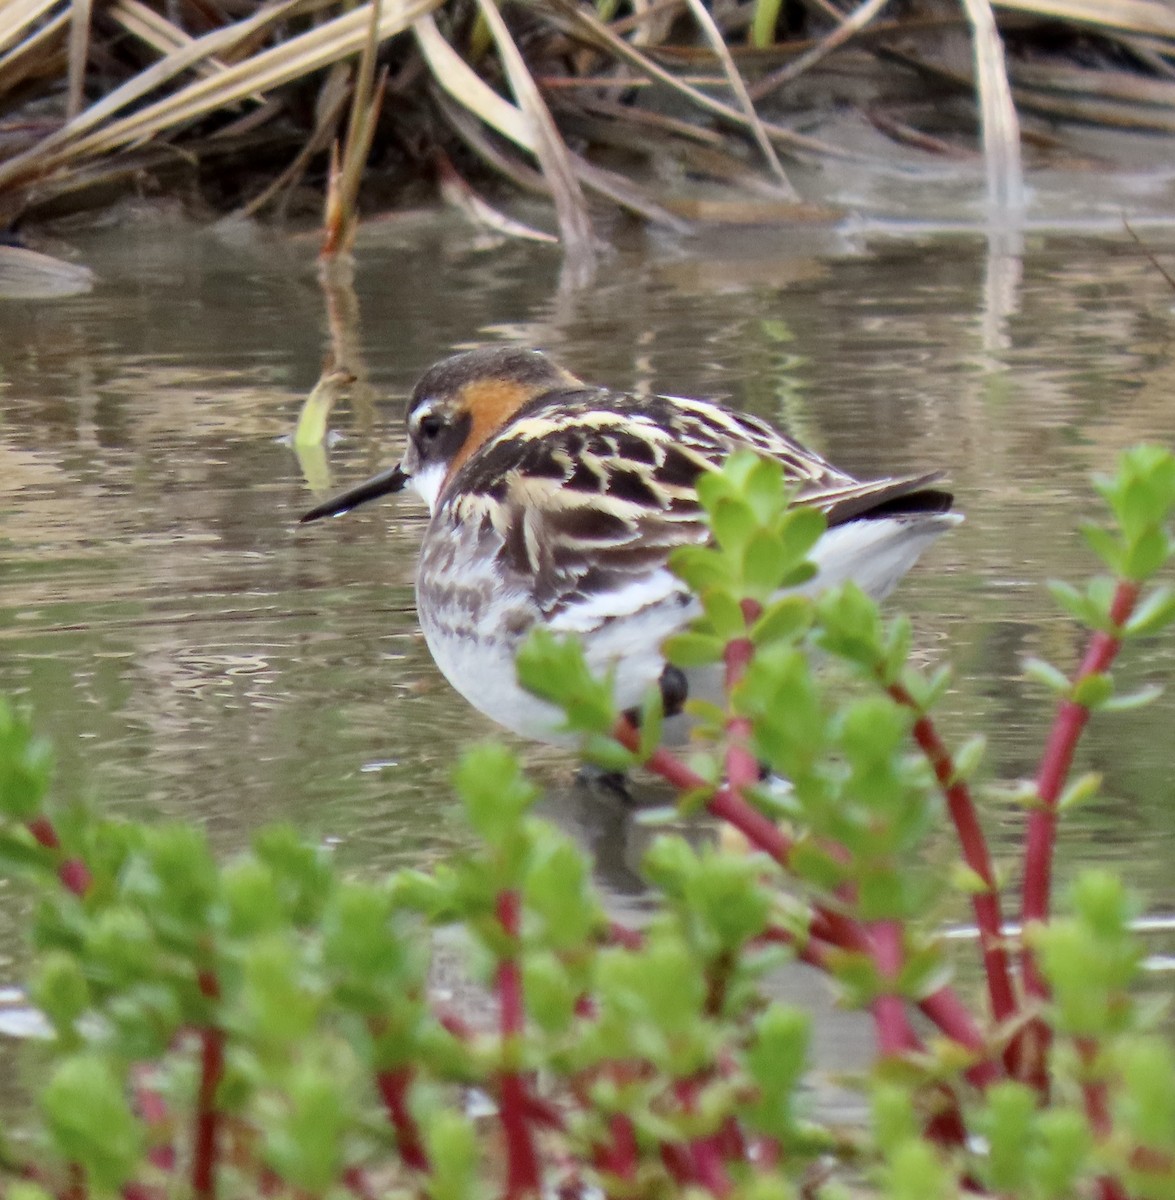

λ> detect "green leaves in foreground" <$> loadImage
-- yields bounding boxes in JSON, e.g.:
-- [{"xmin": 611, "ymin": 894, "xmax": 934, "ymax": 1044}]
[{"xmin": 5, "ymin": 443, "xmax": 1175, "ymax": 1200}]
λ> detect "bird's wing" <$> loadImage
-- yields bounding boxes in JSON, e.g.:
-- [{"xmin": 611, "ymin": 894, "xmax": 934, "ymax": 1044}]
[
  {"xmin": 444, "ymin": 389, "xmax": 951, "ymax": 622},
  {"xmin": 447, "ymin": 408, "xmax": 711, "ymax": 621}
]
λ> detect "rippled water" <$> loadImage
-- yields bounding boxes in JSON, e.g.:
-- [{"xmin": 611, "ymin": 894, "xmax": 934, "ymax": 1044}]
[{"xmin": 2, "ymin": 210, "xmax": 1175, "ymax": 1092}]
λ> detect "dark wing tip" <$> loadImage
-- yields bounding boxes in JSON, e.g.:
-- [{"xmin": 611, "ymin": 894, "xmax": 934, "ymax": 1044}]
[{"xmin": 821, "ymin": 472, "xmax": 957, "ymax": 528}]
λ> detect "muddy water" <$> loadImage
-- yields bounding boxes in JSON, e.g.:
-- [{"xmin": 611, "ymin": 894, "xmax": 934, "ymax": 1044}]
[{"xmin": 2, "ymin": 210, "xmax": 1175, "ymax": 1096}]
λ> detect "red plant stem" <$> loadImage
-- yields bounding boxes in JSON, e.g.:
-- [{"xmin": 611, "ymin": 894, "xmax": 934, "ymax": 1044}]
[
  {"xmin": 918, "ymin": 988, "xmax": 1000, "ymax": 1089},
  {"xmin": 375, "ymin": 1066, "xmax": 430, "ymax": 1171},
  {"xmin": 675, "ymin": 1080, "xmax": 731, "ymax": 1198},
  {"xmin": 871, "ymin": 921, "xmax": 915, "ymax": 1058},
  {"xmin": 594, "ymin": 1114, "xmax": 638, "ymax": 1181},
  {"xmin": 436, "ymin": 1006, "xmax": 475, "ymax": 1041},
  {"xmin": 1076, "ymin": 1038, "xmax": 1129, "ymax": 1200},
  {"xmin": 342, "ymin": 1166, "xmax": 381, "ymax": 1200},
  {"xmin": 122, "ymin": 1185, "xmax": 161, "ymax": 1200},
  {"xmin": 607, "ymin": 921, "xmax": 644, "ymax": 950},
  {"xmin": 495, "ymin": 889, "xmax": 541, "ymax": 1200},
  {"xmin": 888, "ymin": 684, "xmax": 1017, "ymax": 1026},
  {"xmin": 133, "ymin": 1068, "xmax": 176, "ymax": 1172},
  {"xmin": 661, "ymin": 1143, "xmax": 694, "ymax": 1186},
  {"xmin": 58, "ymin": 858, "xmax": 92, "ymax": 896},
  {"xmin": 191, "ymin": 970, "xmax": 223, "ymax": 1200},
  {"xmin": 1021, "ymin": 580, "xmax": 1140, "ymax": 1000},
  {"xmin": 192, "ymin": 1026, "xmax": 224, "ymax": 1200},
  {"xmin": 25, "ymin": 816, "xmax": 93, "ymax": 896},
  {"xmin": 27, "ymin": 816, "xmax": 59, "ymax": 849},
  {"xmin": 616, "ymin": 717, "xmax": 1001, "ymax": 1080}
]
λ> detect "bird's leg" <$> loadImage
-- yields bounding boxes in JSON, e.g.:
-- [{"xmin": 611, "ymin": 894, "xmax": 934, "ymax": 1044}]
[{"xmin": 580, "ymin": 666, "xmax": 690, "ymax": 800}]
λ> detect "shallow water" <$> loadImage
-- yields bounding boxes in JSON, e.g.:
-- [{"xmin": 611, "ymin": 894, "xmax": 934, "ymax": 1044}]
[{"xmin": 2, "ymin": 209, "xmax": 1175, "ymax": 1095}]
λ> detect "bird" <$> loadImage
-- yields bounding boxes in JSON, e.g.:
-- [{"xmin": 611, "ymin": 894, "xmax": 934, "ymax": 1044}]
[{"xmin": 300, "ymin": 347, "xmax": 960, "ymax": 745}]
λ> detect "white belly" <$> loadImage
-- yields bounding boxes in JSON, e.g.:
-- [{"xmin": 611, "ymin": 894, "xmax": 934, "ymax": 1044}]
[{"xmin": 417, "ymin": 512, "xmax": 960, "ymax": 745}]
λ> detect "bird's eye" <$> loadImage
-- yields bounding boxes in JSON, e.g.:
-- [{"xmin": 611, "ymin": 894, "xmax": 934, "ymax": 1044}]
[{"xmin": 418, "ymin": 413, "xmax": 444, "ymax": 441}]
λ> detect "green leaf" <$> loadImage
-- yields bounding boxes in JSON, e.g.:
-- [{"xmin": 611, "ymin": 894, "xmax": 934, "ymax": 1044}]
[
  {"xmin": 710, "ymin": 496, "xmax": 755, "ymax": 556},
  {"xmin": 743, "ymin": 455, "xmax": 788, "ymax": 525},
  {"xmin": 1072, "ymin": 672, "xmax": 1113, "ymax": 710},
  {"xmin": 780, "ymin": 504, "xmax": 826, "ymax": 561},
  {"xmin": 742, "ymin": 529, "xmax": 787, "ymax": 598},
  {"xmin": 664, "ymin": 631, "xmax": 723, "ymax": 667},
  {"xmin": 0, "ymin": 700, "xmax": 54, "ymax": 821},
  {"xmin": 701, "ymin": 587, "xmax": 746, "ymax": 640},
  {"xmin": 515, "ymin": 629, "xmax": 616, "ymax": 734},
  {"xmin": 1124, "ymin": 585, "xmax": 1175, "ymax": 637},
  {"xmin": 264, "ymin": 1055, "xmax": 352, "ymax": 1193},
  {"xmin": 1023, "ymin": 657, "xmax": 1071, "ymax": 695},
  {"xmin": 1080, "ymin": 523, "xmax": 1124, "ymax": 573},
  {"xmin": 1058, "ymin": 772, "xmax": 1101, "ymax": 811},
  {"xmin": 1123, "ymin": 525, "xmax": 1171, "ymax": 581},
  {"xmin": 637, "ymin": 685, "xmax": 664, "ymax": 760},
  {"xmin": 950, "ymin": 862, "xmax": 992, "ymax": 894},
  {"xmin": 31, "ymin": 951, "xmax": 90, "ymax": 1037},
  {"xmin": 750, "ymin": 595, "xmax": 811, "ymax": 646},
  {"xmin": 42, "ymin": 1055, "xmax": 144, "ymax": 1193},
  {"xmin": 951, "ymin": 735, "xmax": 986, "ymax": 782},
  {"xmin": 1101, "ymin": 684, "xmax": 1163, "ymax": 712},
  {"xmin": 424, "ymin": 1111, "xmax": 478, "ymax": 1200},
  {"xmin": 581, "ymin": 733, "xmax": 638, "ymax": 773},
  {"xmin": 669, "ymin": 544, "xmax": 730, "ymax": 591},
  {"xmin": 1047, "ymin": 579, "xmax": 1102, "ymax": 629},
  {"xmin": 453, "ymin": 743, "xmax": 538, "ymax": 844},
  {"xmin": 979, "ymin": 1081, "xmax": 1037, "ymax": 1193},
  {"xmin": 750, "ymin": 0, "xmax": 783, "ymax": 49}
]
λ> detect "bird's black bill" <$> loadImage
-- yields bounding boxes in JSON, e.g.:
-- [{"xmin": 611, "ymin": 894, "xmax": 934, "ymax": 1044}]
[{"xmin": 300, "ymin": 464, "xmax": 408, "ymax": 523}]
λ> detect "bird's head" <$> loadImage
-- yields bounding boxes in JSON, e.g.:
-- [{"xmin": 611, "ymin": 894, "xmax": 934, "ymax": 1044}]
[{"xmin": 300, "ymin": 347, "xmax": 579, "ymax": 523}]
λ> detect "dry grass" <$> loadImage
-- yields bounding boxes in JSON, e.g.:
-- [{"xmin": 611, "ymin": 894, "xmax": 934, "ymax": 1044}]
[{"xmin": 0, "ymin": 0, "xmax": 1173, "ymax": 246}]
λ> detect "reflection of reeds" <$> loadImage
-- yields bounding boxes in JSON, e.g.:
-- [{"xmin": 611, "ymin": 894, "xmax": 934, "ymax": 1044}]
[{"xmin": 1, "ymin": 0, "xmax": 1174, "ymax": 241}]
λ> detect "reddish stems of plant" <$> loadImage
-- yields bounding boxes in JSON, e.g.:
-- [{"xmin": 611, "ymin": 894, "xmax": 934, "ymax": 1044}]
[
  {"xmin": 871, "ymin": 921, "xmax": 916, "ymax": 1058},
  {"xmin": 594, "ymin": 1114, "xmax": 638, "ymax": 1182},
  {"xmin": 495, "ymin": 889, "xmax": 541, "ymax": 1200},
  {"xmin": 133, "ymin": 1069, "xmax": 176, "ymax": 1172},
  {"xmin": 342, "ymin": 1166, "xmax": 381, "ymax": 1200},
  {"xmin": 192, "ymin": 1026, "xmax": 224, "ymax": 1200},
  {"xmin": 25, "ymin": 816, "xmax": 93, "ymax": 896},
  {"xmin": 618, "ymin": 717, "xmax": 996, "ymax": 1075},
  {"xmin": 918, "ymin": 987, "xmax": 1000, "ymax": 1088},
  {"xmin": 375, "ymin": 1066, "xmax": 430, "ymax": 1171},
  {"xmin": 1075, "ymin": 1038, "xmax": 1129, "ymax": 1200},
  {"xmin": 675, "ymin": 1080, "xmax": 731, "ymax": 1198},
  {"xmin": 1021, "ymin": 580, "xmax": 1140, "ymax": 999},
  {"xmin": 27, "ymin": 816, "xmax": 58, "ymax": 849},
  {"xmin": 888, "ymin": 684, "xmax": 1017, "ymax": 1026},
  {"xmin": 122, "ymin": 1184, "xmax": 161, "ymax": 1200}
]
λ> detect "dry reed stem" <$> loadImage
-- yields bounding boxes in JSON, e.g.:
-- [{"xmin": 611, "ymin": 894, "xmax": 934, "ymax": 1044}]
[
  {"xmin": 437, "ymin": 150, "xmax": 558, "ymax": 242},
  {"xmin": 471, "ymin": 0, "xmax": 596, "ymax": 261},
  {"xmin": 993, "ymin": 0, "xmax": 1175, "ymax": 39},
  {"xmin": 0, "ymin": 0, "xmax": 441, "ymax": 195},
  {"xmin": 0, "ymin": 0, "xmax": 58, "ymax": 57},
  {"xmin": 237, "ymin": 64, "xmax": 351, "ymax": 219},
  {"xmin": 0, "ymin": 10, "xmax": 68, "ymax": 99},
  {"xmin": 66, "ymin": 0, "xmax": 91, "ymax": 120},
  {"xmin": 322, "ymin": 0, "xmax": 386, "ymax": 257},
  {"xmin": 679, "ymin": 0, "xmax": 795, "ymax": 194},
  {"xmin": 748, "ymin": 0, "xmax": 890, "ymax": 103},
  {"xmin": 961, "ymin": 0, "xmax": 1024, "ymax": 215},
  {"xmin": 549, "ymin": 0, "xmax": 852, "ymax": 159},
  {"xmin": 414, "ymin": 14, "xmax": 531, "ymax": 149}
]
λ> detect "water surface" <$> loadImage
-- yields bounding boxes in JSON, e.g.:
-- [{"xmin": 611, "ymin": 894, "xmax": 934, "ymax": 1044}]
[{"xmin": 2, "ymin": 211, "xmax": 1175, "ymax": 1077}]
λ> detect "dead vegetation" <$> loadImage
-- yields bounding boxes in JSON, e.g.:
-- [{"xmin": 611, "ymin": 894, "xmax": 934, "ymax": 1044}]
[{"xmin": 0, "ymin": 0, "xmax": 1174, "ymax": 251}]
